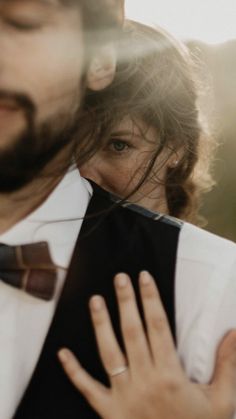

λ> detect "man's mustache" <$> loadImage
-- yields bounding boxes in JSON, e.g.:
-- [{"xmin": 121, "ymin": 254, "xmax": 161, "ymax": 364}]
[{"xmin": 0, "ymin": 90, "xmax": 36, "ymax": 116}]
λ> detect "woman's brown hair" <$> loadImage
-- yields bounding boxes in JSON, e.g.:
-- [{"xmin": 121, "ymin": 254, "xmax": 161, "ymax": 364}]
[{"xmin": 77, "ymin": 20, "xmax": 215, "ymax": 224}]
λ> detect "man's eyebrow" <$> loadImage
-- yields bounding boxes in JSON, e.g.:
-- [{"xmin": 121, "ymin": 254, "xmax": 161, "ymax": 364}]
[
  {"xmin": 25, "ymin": 0, "xmax": 59, "ymax": 6},
  {"xmin": 32, "ymin": 0, "xmax": 76, "ymax": 6},
  {"xmin": 37, "ymin": 0, "xmax": 61, "ymax": 5},
  {"xmin": 0, "ymin": 0, "xmax": 77, "ymax": 12},
  {"xmin": 0, "ymin": 0, "xmax": 59, "ymax": 7}
]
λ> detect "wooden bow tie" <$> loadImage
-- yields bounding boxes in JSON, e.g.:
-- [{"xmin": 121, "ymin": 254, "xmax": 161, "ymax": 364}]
[{"xmin": 0, "ymin": 242, "xmax": 58, "ymax": 301}]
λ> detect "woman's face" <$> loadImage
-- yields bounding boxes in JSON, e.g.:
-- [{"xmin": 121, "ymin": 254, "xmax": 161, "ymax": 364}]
[{"xmin": 80, "ymin": 117, "xmax": 173, "ymax": 212}]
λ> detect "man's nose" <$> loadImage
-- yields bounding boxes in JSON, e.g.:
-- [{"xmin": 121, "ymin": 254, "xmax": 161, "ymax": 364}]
[{"xmin": 0, "ymin": 28, "xmax": 14, "ymax": 79}]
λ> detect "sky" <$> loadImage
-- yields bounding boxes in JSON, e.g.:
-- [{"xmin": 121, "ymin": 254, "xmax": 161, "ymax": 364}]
[{"xmin": 125, "ymin": 0, "xmax": 236, "ymax": 44}]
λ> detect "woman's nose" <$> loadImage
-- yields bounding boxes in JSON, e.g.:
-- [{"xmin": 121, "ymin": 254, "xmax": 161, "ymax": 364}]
[{"xmin": 80, "ymin": 159, "xmax": 103, "ymax": 185}]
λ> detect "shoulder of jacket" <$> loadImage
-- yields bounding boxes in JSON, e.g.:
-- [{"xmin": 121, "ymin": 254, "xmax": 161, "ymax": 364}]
[
  {"xmin": 178, "ymin": 221, "xmax": 236, "ymax": 267},
  {"xmin": 110, "ymin": 194, "xmax": 183, "ymax": 229}
]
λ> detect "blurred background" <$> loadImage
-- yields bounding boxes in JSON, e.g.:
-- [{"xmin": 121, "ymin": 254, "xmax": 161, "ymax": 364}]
[{"xmin": 126, "ymin": 0, "xmax": 236, "ymax": 241}]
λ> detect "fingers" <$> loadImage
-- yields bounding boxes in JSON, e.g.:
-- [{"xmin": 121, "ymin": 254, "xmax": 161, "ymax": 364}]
[
  {"xmin": 89, "ymin": 295, "xmax": 129, "ymax": 385},
  {"xmin": 210, "ymin": 330, "xmax": 236, "ymax": 415},
  {"xmin": 139, "ymin": 271, "xmax": 180, "ymax": 369},
  {"xmin": 58, "ymin": 348, "xmax": 109, "ymax": 417},
  {"xmin": 114, "ymin": 273, "xmax": 152, "ymax": 372},
  {"xmin": 59, "ymin": 271, "xmax": 180, "ymax": 402}
]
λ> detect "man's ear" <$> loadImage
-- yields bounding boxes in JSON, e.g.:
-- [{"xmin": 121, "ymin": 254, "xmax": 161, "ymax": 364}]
[{"xmin": 86, "ymin": 44, "xmax": 117, "ymax": 91}]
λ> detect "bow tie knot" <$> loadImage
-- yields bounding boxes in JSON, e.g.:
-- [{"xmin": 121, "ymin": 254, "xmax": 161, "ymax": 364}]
[{"xmin": 0, "ymin": 242, "xmax": 58, "ymax": 301}]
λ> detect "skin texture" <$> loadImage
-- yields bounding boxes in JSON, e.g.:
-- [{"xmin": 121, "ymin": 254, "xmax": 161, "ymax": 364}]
[
  {"xmin": 80, "ymin": 117, "xmax": 177, "ymax": 213},
  {"xmin": 59, "ymin": 272, "xmax": 236, "ymax": 419},
  {"xmin": 0, "ymin": 0, "xmax": 84, "ymax": 146}
]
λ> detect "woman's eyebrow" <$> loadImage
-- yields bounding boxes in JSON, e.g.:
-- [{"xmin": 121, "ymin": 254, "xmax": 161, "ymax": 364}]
[
  {"xmin": 111, "ymin": 130, "xmax": 148, "ymax": 140},
  {"xmin": 111, "ymin": 131, "xmax": 134, "ymax": 137},
  {"xmin": 112, "ymin": 131, "xmax": 143, "ymax": 139}
]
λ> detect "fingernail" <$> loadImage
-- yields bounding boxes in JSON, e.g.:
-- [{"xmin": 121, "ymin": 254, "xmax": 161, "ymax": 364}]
[
  {"xmin": 90, "ymin": 295, "xmax": 104, "ymax": 311},
  {"xmin": 140, "ymin": 271, "xmax": 152, "ymax": 286},
  {"xmin": 58, "ymin": 349, "xmax": 70, "ymax": 363},
  {"xmin": 115, "ymin": 273, "xmax": 128, "ymax": 288}
]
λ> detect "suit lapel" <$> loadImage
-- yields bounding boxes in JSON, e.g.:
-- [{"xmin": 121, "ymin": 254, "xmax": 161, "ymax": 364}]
[{"xmin": 14, "ymin": 186, "xmax": 122, "ymax": 418}]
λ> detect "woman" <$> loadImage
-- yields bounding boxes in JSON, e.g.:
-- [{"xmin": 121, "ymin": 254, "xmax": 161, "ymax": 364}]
[
  {"xmin": 59, "ymin": 21, "xmax": 236, "ymax": 418},
  {"xmin": 80, "ymin": 20, "xmax": 215, "ymax": 224}
]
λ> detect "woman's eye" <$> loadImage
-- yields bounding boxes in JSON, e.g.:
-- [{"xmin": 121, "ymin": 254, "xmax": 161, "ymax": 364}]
[{"xmin": 109, "ymin": 140, "xmax": 130, "ymax": 153}]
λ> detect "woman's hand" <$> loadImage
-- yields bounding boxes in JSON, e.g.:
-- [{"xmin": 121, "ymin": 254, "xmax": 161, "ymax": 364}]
[{"xmin": 58, "ymin": 271, "xmax": 236, "ymax": 419}]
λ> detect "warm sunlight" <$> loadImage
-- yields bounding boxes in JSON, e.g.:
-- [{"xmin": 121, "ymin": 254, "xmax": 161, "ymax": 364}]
[{"xmin": 125, "ymin": 0, "xmax": 236, "ymax": 44}]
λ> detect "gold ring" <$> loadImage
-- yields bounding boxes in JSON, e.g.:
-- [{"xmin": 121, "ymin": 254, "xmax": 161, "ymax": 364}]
[{"xmin": 109, "ymin": 365, "xmax": 128, "ymax": 378}]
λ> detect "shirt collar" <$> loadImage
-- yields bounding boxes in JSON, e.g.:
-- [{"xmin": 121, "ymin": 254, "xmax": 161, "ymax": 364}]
[
  {"xmin": 0, "ymin": 168, "xmax": 92, "ymax": 249},
  {"xmin": 28, "ymin": 168, "xmax": 92, "ymax": 223}
]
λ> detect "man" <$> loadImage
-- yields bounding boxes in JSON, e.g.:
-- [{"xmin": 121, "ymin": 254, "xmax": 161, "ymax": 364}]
[
  {"xmin": 0, "ymin": 1, "xmax": 124, "ymax": 417},
  {"xmin": 0, "ymin": 1, "xmax": 236, "ymax": 419}
]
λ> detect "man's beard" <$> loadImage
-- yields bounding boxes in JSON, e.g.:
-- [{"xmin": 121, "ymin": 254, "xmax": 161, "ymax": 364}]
[{"xmin": 0, "ymin": 90, "xmax": 80, "ymax": 193}]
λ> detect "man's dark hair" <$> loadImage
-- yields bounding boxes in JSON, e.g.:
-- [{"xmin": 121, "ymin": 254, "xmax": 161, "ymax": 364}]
[
  {"xmin": 60, "ymin": 0, "xmax": 124, "ymax": 32},
  {"xmin": 80, "ymin": 0, "xmax": 124, "ymax": 30}
]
